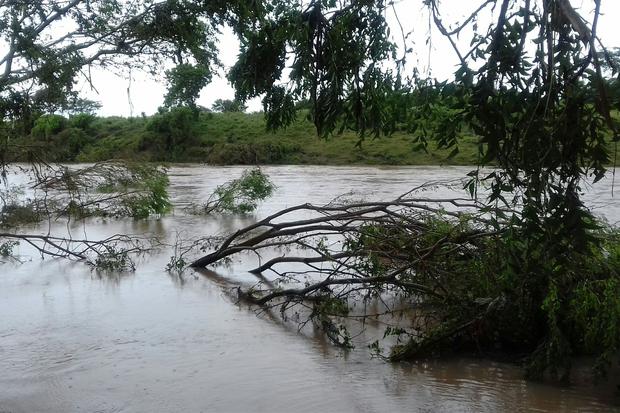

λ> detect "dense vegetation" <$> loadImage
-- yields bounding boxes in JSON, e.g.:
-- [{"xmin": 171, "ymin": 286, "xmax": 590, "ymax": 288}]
[{"xmin": 10, "ymin": 108, "xmax": 481, "ymax": 165}]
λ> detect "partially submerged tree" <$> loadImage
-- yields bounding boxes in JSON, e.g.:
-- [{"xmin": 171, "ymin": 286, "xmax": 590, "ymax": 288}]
[
  {"xmin": 196, "ymin": 0, "xmax": 620, "ymax": 380},
  {"xmin": 0, "ymin": 162, "xmax": 278, "ymax": 269},
  {"xmin": 193, "ymin": 168, "xmax": 275, "ymax": 214}
]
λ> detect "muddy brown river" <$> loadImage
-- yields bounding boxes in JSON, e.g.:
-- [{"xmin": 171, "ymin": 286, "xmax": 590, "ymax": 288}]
[{"xmin": 1, "ymin": 165, "xmax": 619, "ymax": 412}]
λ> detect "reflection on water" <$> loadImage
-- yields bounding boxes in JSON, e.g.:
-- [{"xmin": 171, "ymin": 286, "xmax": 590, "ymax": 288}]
[{"xmin": 1, "ymin": 165, "xmax": 619, "ymax": 412}]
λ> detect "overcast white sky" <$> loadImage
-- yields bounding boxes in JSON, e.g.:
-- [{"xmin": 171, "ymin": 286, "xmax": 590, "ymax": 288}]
[{"xmin": 79, "ymin": 0, "xmax": 620, "ymax": 117}]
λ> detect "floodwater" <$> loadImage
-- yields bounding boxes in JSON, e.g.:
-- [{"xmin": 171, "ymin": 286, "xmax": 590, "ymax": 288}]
[{"xmin": 1, "ymin": 165, "xmax": 619, "ymax": 413}]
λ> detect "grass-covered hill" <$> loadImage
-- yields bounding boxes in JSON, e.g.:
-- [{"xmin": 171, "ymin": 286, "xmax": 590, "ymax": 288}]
[{"xmin": 14, "ymin": 108, "xmax": 482, "ymax": 165}]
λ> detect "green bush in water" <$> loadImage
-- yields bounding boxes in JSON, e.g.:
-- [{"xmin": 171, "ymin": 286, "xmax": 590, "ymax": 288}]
[
  {"xmin": 113, "ymin": 163, "xmax": 172, "ymax": 218},
  {"xmin": 378, "ymin": 216, "xmax": 620, "ymax": 381},
  {"xmin": 203, "ymin": 168, "xmax": 275, "ymax": 214}
]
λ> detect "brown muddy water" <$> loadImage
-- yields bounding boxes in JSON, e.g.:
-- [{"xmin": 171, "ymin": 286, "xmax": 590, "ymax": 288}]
[{"xmin": 1, "ymin": 165, "xmax": 619, "ymax": 413}]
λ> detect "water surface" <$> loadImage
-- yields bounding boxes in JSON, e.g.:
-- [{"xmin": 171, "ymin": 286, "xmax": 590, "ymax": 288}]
[{"xmin": 1, "ymin": 165, "xmax": 619, "ymax": 412}]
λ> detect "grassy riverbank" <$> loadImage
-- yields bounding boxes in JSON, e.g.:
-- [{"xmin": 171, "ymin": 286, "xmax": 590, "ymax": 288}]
[{"xmin": 14, "ymin": 109, "xmax": 481, "ymax": 165}]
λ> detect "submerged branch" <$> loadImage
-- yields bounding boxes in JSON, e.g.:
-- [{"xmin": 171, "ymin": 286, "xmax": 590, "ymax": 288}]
[{"xmin": 0, "ymin": 231, "xmax": 154, "ymax": 270}]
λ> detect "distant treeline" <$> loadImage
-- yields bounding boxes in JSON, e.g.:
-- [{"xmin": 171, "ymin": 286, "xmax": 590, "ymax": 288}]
[{"xmin": 4, "ymin": 107, "xmax": 482, "ymax": 165}]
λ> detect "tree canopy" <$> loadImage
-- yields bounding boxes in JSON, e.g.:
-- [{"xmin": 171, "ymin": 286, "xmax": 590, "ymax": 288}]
[
  {"xmin": 0, "ymin": 0, "xmax": 263, "ymax": 131},
  {"xmin": 211, "ymin": 98, "xmax": 247, "ymax": 112},
  {"xmin": 224, "ymin": 0, "xmax": 620, "ymax": 270}
]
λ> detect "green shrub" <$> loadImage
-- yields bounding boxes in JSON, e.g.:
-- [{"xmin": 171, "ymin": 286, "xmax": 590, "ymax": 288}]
[
  {"xmin": 51, "ymin": 128, "xmax": 93, "ymax": 160},
  {"xmin": 118, "ymin": 164, "xmax": 172, "ymax": 218},
  {"xmin": 69, "ymin": 113, "xmax": 97, "ymax": 131},
  {"xmin": 200, "ymin": 168, "xmax": 275, "ymax": 213},
  {"xmin": 31, "ymin": 114, "xmax": 67, "ymax": 140},
  {"xmin": 375, "ymin": 215, "xmax": 620, "ymax": 380},
  {"xmin": 144, "ymin": 107, "xmax": 199, "ymax": 159}
]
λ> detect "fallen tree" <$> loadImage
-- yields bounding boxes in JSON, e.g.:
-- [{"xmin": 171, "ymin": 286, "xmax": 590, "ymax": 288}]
[
  {"xmin": 189, "ymin": 191, "xmax": 620, "ymax": 381},
  {"xmin": 188, "ymin": 193, "xmax": 502, "ymax": 346}
]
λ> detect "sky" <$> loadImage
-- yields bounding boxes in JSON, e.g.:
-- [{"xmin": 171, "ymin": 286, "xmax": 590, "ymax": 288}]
[{"xmin": 76, "ymin": 0, "xmax": 620, "ymax": 117}]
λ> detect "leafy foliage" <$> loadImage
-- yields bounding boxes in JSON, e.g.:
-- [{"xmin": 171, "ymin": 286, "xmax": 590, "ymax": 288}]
[
  {"xmin": 211, "ymin": 98, "xmax": 248, "ymax": 113},
  {"xmin": 31, "ymin": 114, "xmax": 67, "ymax": 140},
  {"xmin": 199, "ymin": 168, "xmax": 275, "ymax": 214},
  {"xmin": 0, "ymin": 240, "xmax": 18, "ymax": 258},
  {"xmin": 0, "ymin": 162, "xmax": 171, "ymax": 225},
  {"xmin": 118, "ymin": 165, "xmax": 172, "ymax": 219},
  {"xmin": 0, "ymin": 0, "xmax": 255, "ymax": 115},
  {"xmin": 87, "ymin": 162, "xmax": 172, "ymax": 218},
  {"xmin": 144, "ymin": 106, "xmax": 200, "ymax": 159},
  {"xmin": 93, "ymin": 247, "xmax": 136, "ymax": 272},
  {"xmin": 69, "ymin": 113, "xmax": 97, "ymax": 131},
  {"xmin": 164, "ymin": 64, "xmax": 212, "ymax": 108},
  {"xmin": 361, "ymin": 215, "xmax": 620, "ymax": 380},
  {"xmin": 230, "ymin": 0, "xmax": 397, "ymax": 138}
]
